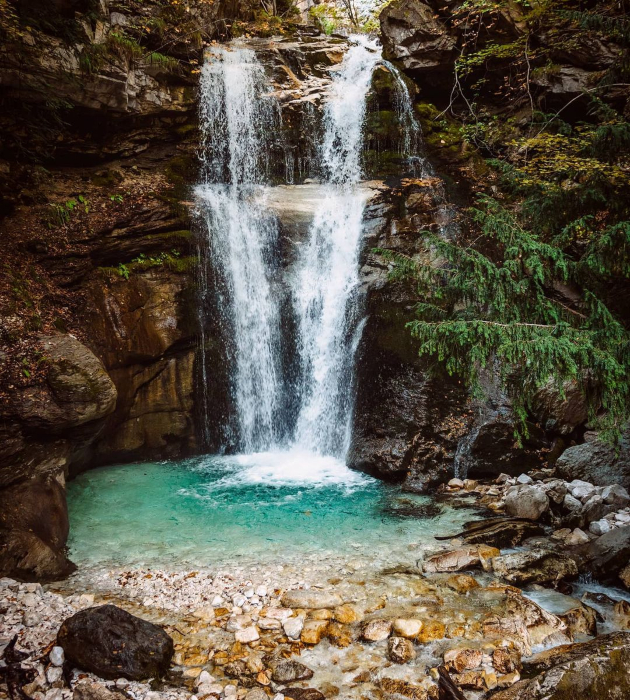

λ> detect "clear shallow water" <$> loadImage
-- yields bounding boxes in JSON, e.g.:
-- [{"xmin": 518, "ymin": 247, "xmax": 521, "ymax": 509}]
[{"xmin": 67, "ymin": 452, "xmax": 475, "ymax": 570}]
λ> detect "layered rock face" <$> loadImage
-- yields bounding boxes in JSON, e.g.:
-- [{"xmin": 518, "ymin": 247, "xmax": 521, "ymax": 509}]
[
  {"xmin": 0, "ymin": 0, "xmax": 228, "ymax": 577},
  {"xmin": 370, "ymin": 0, "xmax": 629, "ymax": 490}
]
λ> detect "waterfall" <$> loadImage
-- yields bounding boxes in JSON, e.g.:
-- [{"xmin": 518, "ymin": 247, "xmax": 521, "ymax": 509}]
[
  {"xmin": 292, "ymin": 37, "xmax": 381, "ymax": 458},
  {"xmin": 196, "ymin": 37, "xmax": 390, "ymax": 467},
  {"xmin": 196, "ymin": 46, "xmax": 285, "ymax": 452}
]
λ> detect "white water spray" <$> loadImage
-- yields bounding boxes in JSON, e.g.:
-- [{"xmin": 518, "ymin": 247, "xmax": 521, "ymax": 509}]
[
  {"xmin": 196, "ymin": 46, "xmax": 284, "ymax": 452},
  {"xmin": 291, "ymin": 37, "xmax": 381, "ymax": 457}
]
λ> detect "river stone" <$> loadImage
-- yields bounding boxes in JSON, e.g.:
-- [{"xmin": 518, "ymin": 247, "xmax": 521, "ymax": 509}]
[
  {"xmin": 492, "ymin": 548, "xmax": 578, "ymax": 586},
  {"xmin": 270, "ymin": 660, "xmax": 314, "ymax": 683},
  {"xmin": 392, "ymin": 618, "xmax": 423, "ymax": 638},
  {"xmin": 282, "ymin": 616, "xmax": 304, "ymax": 640},
  {"xmin": 423, "ymin": 544, "xmax": 499, "ymax": 573},
  {"xmin": 281, "ymin": 589, "xmax": 342, "ymax": 609},
  {"xmin": 300, "ymin": 620, "xmax": 328, "ymax": 644},
  {"xmin": 590, "ymin": 519, "xmax": 612, "ymax": 536},
  {"xmin": 50, "ymin": 646, "xmax": 64, "ymax": 667},
  {"xmin": 282, "ymin": 690, "xmax": 325, "ymax": 700},
  {"xmin": 504, "ymin": 485, "xmax": 549, "ymax": 520},
  {"xmin": 361, "ymin": 619, "xmax": 392, "ymax": 641},
  {"xmin": 444, "ymin": 647, "xmax": 483, "ymax": 673},
  {"xmin": 620, "ymin": 562, "xmax": 630, "ymax": 589},
  {"xmin": 73, "ymin": 681, "xmax": 126, "ymax": 700},
  {"xmin": 57, "ymin": 605, "xmax": 174, "ymax": 680},
  {"xmin": 563, "ymin": 493, "xmax": 582, "ymax": 512},
  {"xmin": 388, "ymin": 637, "xmax": 416, "ymax": 664}
]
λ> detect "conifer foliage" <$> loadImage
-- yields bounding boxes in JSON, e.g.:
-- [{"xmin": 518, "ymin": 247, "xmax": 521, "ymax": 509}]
[{"xmin": 381, "ymin": 1, "xmax": 630, "ymax": 440}]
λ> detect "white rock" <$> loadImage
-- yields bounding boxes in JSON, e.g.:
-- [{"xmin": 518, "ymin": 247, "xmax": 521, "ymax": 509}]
[
  {"xmin": 44, "ymin": 690, "xmax": 64, "ymax": 700},
  {"xmin": 563, "ymin": 493, "xmax": 582, "ymax": 512},
  {"xmin": 282, "ymin": 616, "xmax": 304, "ymax": 640},
  {"xmin": 226, "ymin": 614, "xmax": 252, "ymax": 632},
  {"xmin": 235, "ymin": 626, "xmax": 260, "ymax": 643},
  {"xmin": 448, "ymin": 478, "xmax": 464, "ymax": 489},
  {"xmin": 232, "ymin": 594, "xmax": 247, "ymax": 607},
  {"xmin": 224, "ymin": 686, "xmax": 237, "ymax": 697},
  {"xmin": 46, "ymin": 667, "xmax": 63, "ymax": 685},
  {"xmin": 589, "ymin": 519, "xmax": 612, "ymax": 536},
  {"xmin": 50, "ymin": 647, "xmax": 64, "ymax": 667},
  {"xmin": 258, "ymin": 617, "xmax": 281, "ymax": 630},
  {"xmin": 195, "ymin": 671, "xmax": 215, "ymax": 688},
  {"xmin": 616, "ymin": 512, "xmax": 630, "ymax": 524},
  {"xmin": 211, "ymin": 595, "xmax": 224, "ymax": 607},
  {"xmin": 196, "ymin": 683, "xmax": 222, "ymax": 697},
  {"xmin": 570, "ymin": 480, "xmax": 597, "ymax": 502},
  {"xmin": 244, "ymin": 588, "xmax": 255, "ymax": 598},
  {"xmin": 392, "ymin": 618, "xmax": 422, "ymax": 638},
  {"xmin": 516, "ymin": 474, "xmax": 534, "ymax": 484},
  {"xmin": 255, "ymin": 586, "xmax": 267, "ymax": 597}
]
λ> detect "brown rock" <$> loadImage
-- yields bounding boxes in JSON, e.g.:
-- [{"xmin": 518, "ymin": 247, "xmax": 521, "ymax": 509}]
[
  {"xmin": 326, "ymin": 621, "xmax": 354, "ymax": 648},
  {"xmin": 444, "ymin": 647, "xmax": 483, "ymax": 673},
  {"xmin": 361, "ymin": 619, "xmax": 392, "ymax": 642},
  {"xmin": 445, "ymin": 574, "xmax": 480, "ymax": 594},
  {"xmin": 493, "ymin": 647, "xmax": 522, "ymax": 675},
  {"xmin": 300, "ymin": 619, "xmax": 329, "ymax": 645},
  {"xmin": 332, "ymin": 604, "xmax": 362, "ymax": 624},
  {"xmin": 388, "ymin": 637, "xmax": 416, "ymax": 664},
  {"xmin": 417, "ymin": 620, "xmax": 446, "ymax": 643}
]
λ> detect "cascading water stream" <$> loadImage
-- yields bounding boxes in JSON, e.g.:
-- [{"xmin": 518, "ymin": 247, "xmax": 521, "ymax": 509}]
[
  {"xmin": 291, "ymin": 37, "xmax": 381, "ymax": 458},
  {"xmin": 196, "ymin": 47, "xmax": 284, "ymax": 452}
]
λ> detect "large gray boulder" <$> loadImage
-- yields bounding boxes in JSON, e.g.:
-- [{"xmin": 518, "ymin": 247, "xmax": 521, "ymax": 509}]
[
  {"xmin": 380, "ymin": 0, "xmax": 457, "ymax": 79},
  {"xmin": 504, "ymin": 484, "xmax": 550, "ymax": 520},
  {"xmin": 556, "ymin": 429, "xmax": 630, "ymax": 490}
]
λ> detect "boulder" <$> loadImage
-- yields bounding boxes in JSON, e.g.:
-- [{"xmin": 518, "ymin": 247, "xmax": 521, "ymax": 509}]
[
  {"xmin": 57, "ymin": 605, "xmax": 173, "ymax": 680},
  {"xmin": 0, "ymin": 475, "xmax": 75, "ymax": 581},
  {"xmin": 557, "ymin": 430, "xmax": 630, "ymax": 490},
  {"xmin": 531, "ymin": 380, "xmax": 589, "ymax": 435},
  {"xmin": 380, "ymin": 0, "xmax": 457, "ymax": 81},
  {"xmin": 504, "ymin": 485, "xmax": 549, "ymax": 520},
  {"xmin": 0, "ymin": 529, "xmax": 76, "ymax": 583},
  {"xmin": 492, "ymin": 549, "xmax": 578, "ymax": 586},
  {"xmin": 14, "ymin": 334, "xmax": 116, "ymax": 434},
  {"xmin": 490, "ymin": 632, "xmax": 630, "ymax": 700},
  {"xmin": 571, "ymin": 525, "xmax": 630, "ymax": 580}
]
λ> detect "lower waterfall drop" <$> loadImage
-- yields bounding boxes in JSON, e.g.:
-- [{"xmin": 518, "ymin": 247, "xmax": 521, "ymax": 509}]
[{"xmin": 291, "ymin": 37, "xmax": 381, "ymax": 459}]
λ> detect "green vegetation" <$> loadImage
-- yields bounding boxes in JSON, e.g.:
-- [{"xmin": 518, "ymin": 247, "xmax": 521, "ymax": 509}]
[
  {"xmin": 105, "ymin": 250, "xmax": 194, "ymax": 281},
  {"xmin": 44, "ymin": 195, "xmax": 90, "ymax": 229},
  {"xmin": 382, "ymin": 0, "xmax": 630, "ymax": 440}
]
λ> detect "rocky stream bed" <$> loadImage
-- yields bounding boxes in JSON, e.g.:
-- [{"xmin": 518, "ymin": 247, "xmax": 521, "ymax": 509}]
[{"xmin": 3, "ymin": 468, "xmax": 630, "ymax": 700}]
